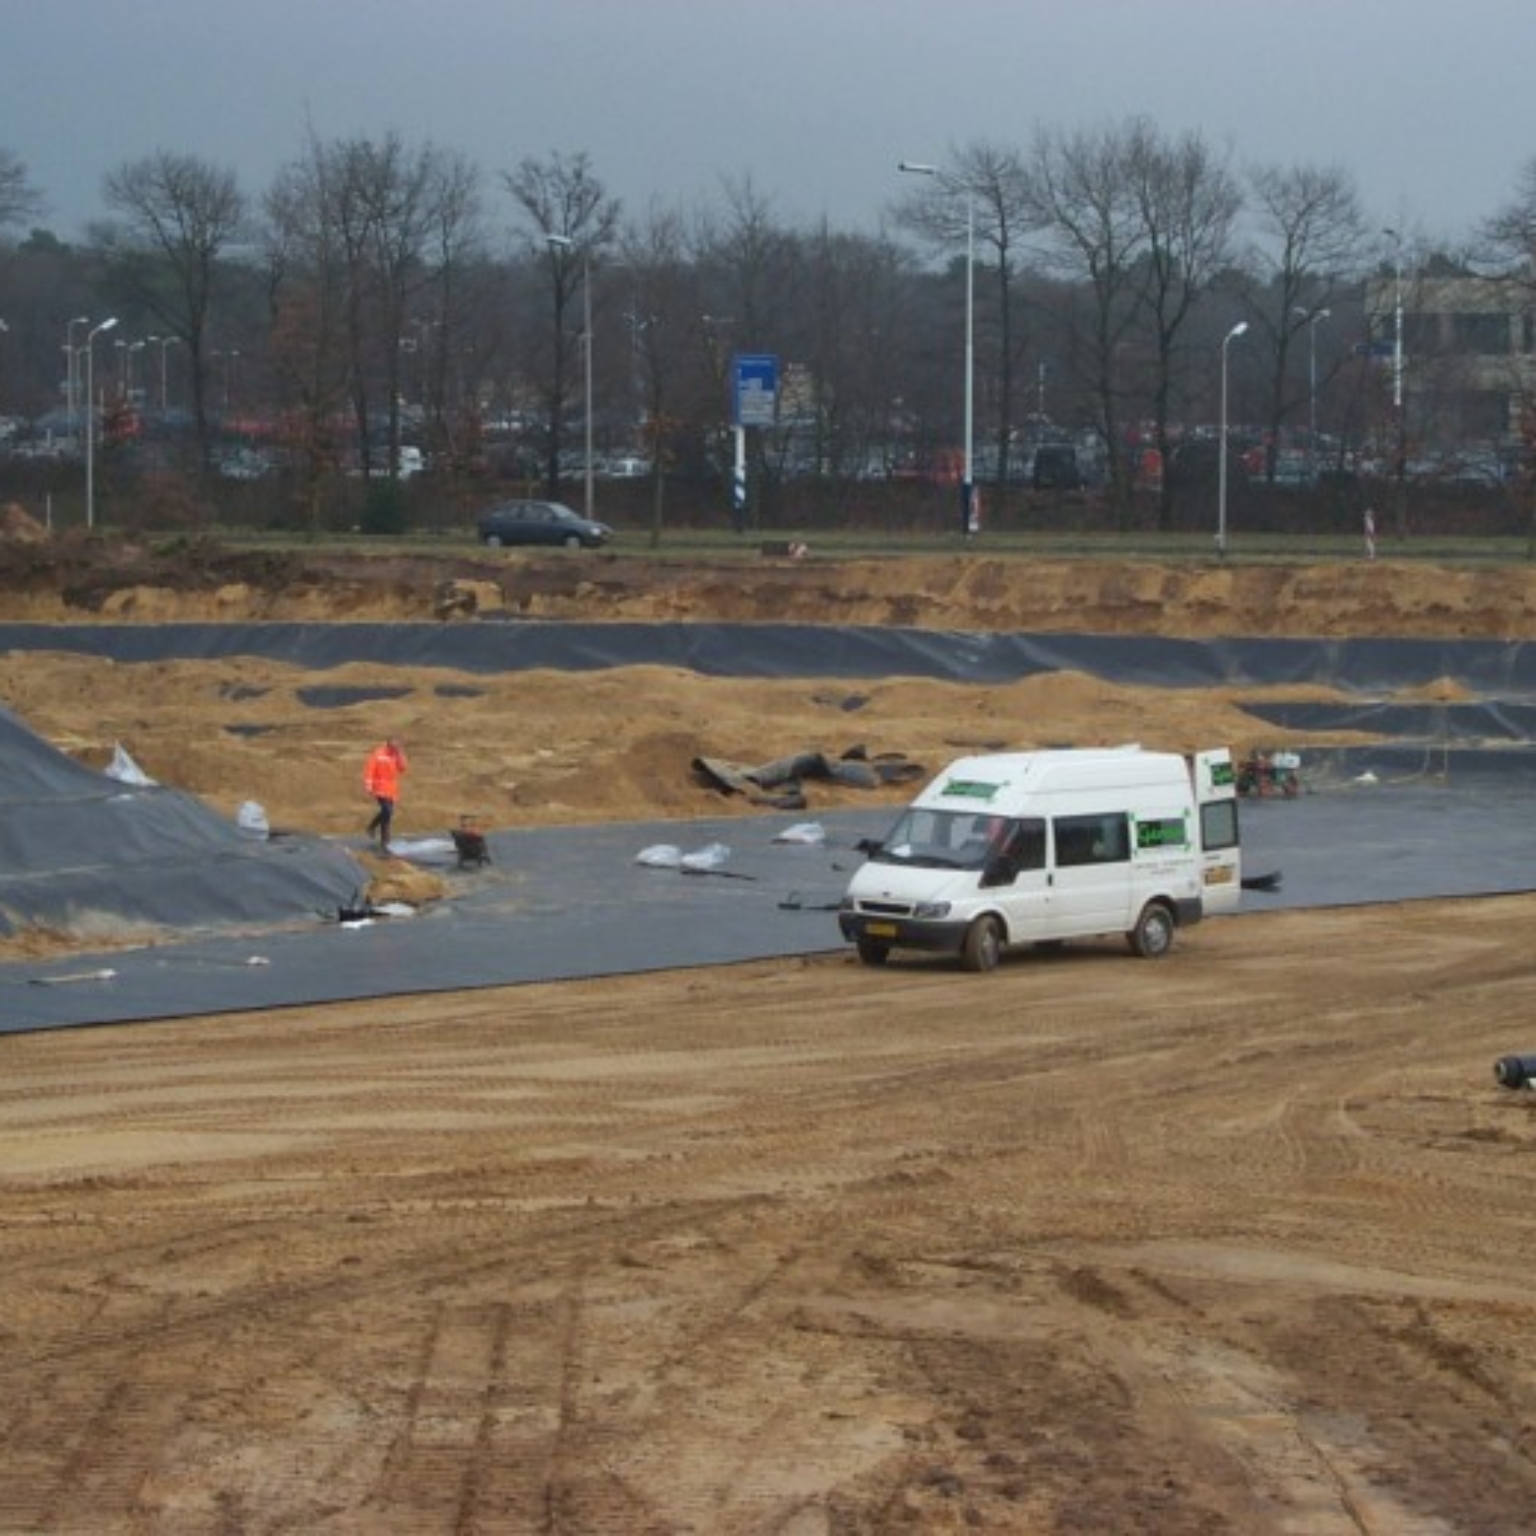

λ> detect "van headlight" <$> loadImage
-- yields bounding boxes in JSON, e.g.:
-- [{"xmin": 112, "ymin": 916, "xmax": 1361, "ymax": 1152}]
[{"xmin": 912, "ymin": 900, "xmax": 952, "ymax": 920}]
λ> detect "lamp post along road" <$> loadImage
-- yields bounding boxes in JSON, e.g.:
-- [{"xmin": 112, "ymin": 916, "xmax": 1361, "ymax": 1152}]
[
  {"xmin": 899, "ymin": 160, "xmax": 975, "ymax": 536},
  {"xmin": 84, "ymin": 317, "xmax": 119, "ymax": 530},
  {"xmin": 1294, "ymin": 306, "xmax": 1330, "ymax": 482},
  {"xmin": 546, "ymin": 234, "xmax": 595, "ymax": 520},
  {"xmin": 66, "ymin": 316, "xmax": 88, "ymax": 443},
  {"xmin": 1217, "ymin": 320, "xmax": 1248, "ymax": 557},
  {"xmin": 1383, "ymin": 227, "xmax": 1407, "ymax": 535},
  {"xmin": 580, "ymin": 272, "xmax": 593, "ymax": 519},
  {"xmin": 1383, "ymin": 229, "xmax": 1404, "ymax": 415},
  {"xmin": 145, "ymin": 335, "xmax": 180, "ymax": 415}
]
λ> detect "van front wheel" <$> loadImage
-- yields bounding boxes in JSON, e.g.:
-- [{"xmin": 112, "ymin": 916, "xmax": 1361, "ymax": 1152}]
[
  {"xmin": 855, "ymin": 936, "xmax": 891, "ymax": 966},
  {"xmin": 961, "ymin": 915, "xmax": 1004, "ymax": 973},
  {"xmin": 1128, "ymin": 902, "xmax": 1175, "ymax": 959}
]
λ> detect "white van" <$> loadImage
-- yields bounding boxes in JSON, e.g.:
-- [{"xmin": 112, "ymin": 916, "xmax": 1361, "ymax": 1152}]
[{"xmin": 838, "ymin": 746, "xmax": 1240, "ymax": 972}]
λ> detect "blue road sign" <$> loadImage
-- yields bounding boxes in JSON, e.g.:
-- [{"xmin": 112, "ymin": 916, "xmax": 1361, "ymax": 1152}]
[{"xmin": 733, "ymin": 354, "xmax": 779, "ymax": 427}]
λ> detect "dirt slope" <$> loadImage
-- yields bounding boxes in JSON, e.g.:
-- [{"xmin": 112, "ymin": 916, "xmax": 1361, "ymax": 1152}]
[{"xmin": 3, "ymin": 532, "xmax": 1535, "ymax": 638}]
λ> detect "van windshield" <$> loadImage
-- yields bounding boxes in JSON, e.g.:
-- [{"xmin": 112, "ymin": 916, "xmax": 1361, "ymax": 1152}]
[{"xmin": 870, "ymin": 808, "xmax": 1015, "ymax": 871}]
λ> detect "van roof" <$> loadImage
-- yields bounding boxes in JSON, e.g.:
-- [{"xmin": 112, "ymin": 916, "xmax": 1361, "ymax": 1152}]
[{"xmin": 916, "ymin": 747, "xmax": 1190, "ymax": 808}]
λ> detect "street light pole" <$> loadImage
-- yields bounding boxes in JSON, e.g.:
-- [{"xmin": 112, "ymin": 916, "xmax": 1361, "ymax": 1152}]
[
  {"xmin": 581, "ymin": 266, "xmax": 593, "ymax": 520},
  {"xmin": 120, "ymin": 338, "xmax": 145, "ymax": 406},
  {"xmin": 66, "ymin": 315, "xmax": 88, "ymax": 442},
  {"xmin": 84, "ymin": 317, "xmax": 119, "ymax": 530},
  {"xmin": 1383, "ymin": 229, "xmax": 1404, "ymax": 415},
  {"xmin": 1217, "ymin": 320, "xmax": 1248, "ymax": 558},
  {"xmin": 1293, "ymin": 306, "xmax": 1331, "ymax": 482},
  {"xmin": 900, "ymin": 160, "xmax": 976, "ymax": 537},
  {"xmin": 546, "ymin": 233, "xmax": 595, "ymax": 519},
  {"xmin": 145, "ymin": 335, "xmax": 180, "ymax": 415},
  {"xmin": 1383, "ymin": 227, "xmax": 1407, "ymax": 534}
]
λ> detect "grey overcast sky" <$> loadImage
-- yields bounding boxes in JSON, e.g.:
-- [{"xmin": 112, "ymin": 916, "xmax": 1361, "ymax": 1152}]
[{"xmin": 5, "ymin": 0, "xmax": 1533, "ymax": 250}]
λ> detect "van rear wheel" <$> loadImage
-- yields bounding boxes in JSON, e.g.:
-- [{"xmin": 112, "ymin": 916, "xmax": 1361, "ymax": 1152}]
[
  {"xmin": 961, "ymin": 915, "xmax": 1004, "ymax": 973},
  {"xmin": 1128, "ymin": 902, "xmax": 1176, "ymax": 959}
]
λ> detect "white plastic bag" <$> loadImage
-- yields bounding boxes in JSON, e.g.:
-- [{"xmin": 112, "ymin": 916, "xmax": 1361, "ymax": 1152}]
[
  {"xmin": 635, "ymin": 844, "xmax": 683, "ymax": 868},
  {"xmin": 106, "ymin": 743, "xmax": 155, "ymax": 786},
  {"xmin": 679, "ymin": 842, "xmax": 731, "ymax": 871},
  {"xmin": 773, "ymin": 822, "xmax": 826, "ymax": 845},
  {"xmin": 236, "ymin": 800, "xmax": 270, "ymax": 839}
]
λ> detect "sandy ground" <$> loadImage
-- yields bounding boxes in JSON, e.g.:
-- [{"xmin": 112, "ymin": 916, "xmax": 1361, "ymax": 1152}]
[{"xmin": 3, "ymin": 541, "xmax": 1536, "ymax": 1532}]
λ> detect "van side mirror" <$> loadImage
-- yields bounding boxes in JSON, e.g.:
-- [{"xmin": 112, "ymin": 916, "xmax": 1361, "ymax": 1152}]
[{"xmin": 854, "ymin": 836, "xmax": 884, "ymax": 855}]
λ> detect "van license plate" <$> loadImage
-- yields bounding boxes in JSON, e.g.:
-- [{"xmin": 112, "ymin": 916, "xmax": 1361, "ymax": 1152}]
[{"xmin": 864, "ymin": 921, "xmax": 898, "ymax": 937}]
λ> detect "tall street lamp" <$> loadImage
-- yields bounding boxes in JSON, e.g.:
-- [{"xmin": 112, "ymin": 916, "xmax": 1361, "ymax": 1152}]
[
  {"xmin": 117, "ymin": 338, "xmax": 146, "ymax": 405},
  {"xmin": 1383, "ymin": 228, "xmax": 1404, "ymax": 416},
  {"xmin": 66, "ymin": 315, "xmax": 89, "ymax": 442},
  {"xmin": 1217, "ymin": 320, "xmax": 1248, "ymax": 558},
  {"xmin": 84, "ymin": 316, "xmax": 119, "ymax": 530},
  {"xmin": 900, "ymin": 159, "xmax": 975, "ymax": 537},
  {"xmin": 546, "ymin": 233, "xmax": 595, "ymax": 520},
  {"xmin": 1383, "ymin": 227, "xmax": 1407, "ymax": 527},
  {"xmin": 1294, "ymin": 306, "xmax": 1331, "ymax": 482},
  {"xmin": 145, "ymin": 335, "xmax": 181, "ymax": 415}
]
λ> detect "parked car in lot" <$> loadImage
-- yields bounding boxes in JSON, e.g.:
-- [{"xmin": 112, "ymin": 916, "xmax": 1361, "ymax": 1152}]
[
  {"xmin": 476, "ymin": 499, "xmax": 614, "ymax": 549},
  {"xmin": 218, "ymin": 446, "xmax": 274, "ymax": 481},
  {"xmin": 1031, "ymin": 443, "xmax": 1085, "ymax": 491}
]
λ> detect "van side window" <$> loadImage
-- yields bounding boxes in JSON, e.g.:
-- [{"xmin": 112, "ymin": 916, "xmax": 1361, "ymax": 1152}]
[
  {"xmin": 1054, "ymin": 813, "xmax": 1130, "ymax": 867},
  {"xmin": 1200, "ymin": 799, "xmax": 1239, "ymax": 852},
  {"xmin": 1002, "ymin": 817, "xmax": 1046, "ymax": 871}
]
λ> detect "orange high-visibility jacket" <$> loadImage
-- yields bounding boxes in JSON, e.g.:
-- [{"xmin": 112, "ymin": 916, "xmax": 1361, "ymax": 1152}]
[{"xmin": 363, "ymin": 743, "xmax": 407, "ymax": 799}]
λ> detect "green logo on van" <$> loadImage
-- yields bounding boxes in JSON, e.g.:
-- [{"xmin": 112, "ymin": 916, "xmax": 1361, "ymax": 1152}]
[
  {"xmin": 942, "ymin": 778, "xmax": 1002, "ymax": 802},
  {"xmin": 1136, "ymin": 816, "xmax": 1189, "ymax": 850}
]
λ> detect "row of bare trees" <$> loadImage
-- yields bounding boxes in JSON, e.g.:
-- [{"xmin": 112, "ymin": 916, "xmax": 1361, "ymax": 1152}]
[
  {"xmin": 4, "ymin": 127, "xmax": 1536, "ymax": 530},
  {"xmin": 895, "ymin": 128, "xmax": 1375, "ymax": 524}
]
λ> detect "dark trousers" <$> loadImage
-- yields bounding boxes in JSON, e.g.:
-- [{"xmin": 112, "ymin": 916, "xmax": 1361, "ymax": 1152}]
[{"xmin": 367, "ymin": 795, "xmax": 396, "ymax": 845}]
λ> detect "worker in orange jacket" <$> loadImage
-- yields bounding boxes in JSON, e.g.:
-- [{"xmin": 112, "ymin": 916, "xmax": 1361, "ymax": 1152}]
[{"xmin": 363, "ymin": 738, "xmax": 408, "ymax": 852}]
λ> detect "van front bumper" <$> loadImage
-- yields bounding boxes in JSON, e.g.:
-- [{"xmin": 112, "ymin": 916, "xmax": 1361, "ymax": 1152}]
[{"xmin": 838, "ymin": 911, "xmax": 967, "ymax": 955}]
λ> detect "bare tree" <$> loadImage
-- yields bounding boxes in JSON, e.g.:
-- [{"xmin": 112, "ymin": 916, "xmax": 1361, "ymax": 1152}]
[
  {"xmin": 1129, "ymin": 122, "xmax": 1243, "ymax": 526},
  {"xmin": 1478, "ymin": 157, "xmax": 1536, "ymax": 544},
  {"xmin": 0, "ymin": 148, "xmax": 43, "ymax": 233},
  {"xmin": 691, "ymin": 176, "xmax": 804, "ymax": 524},
  {"xmin": 893, "ymin": 140, "xmax": 1039, "ymax": 494},
  {"xmin": 797, "ymin": 221, "xmax": 910, "ymax": 489},
  {"xmin": 1480, "ymin": 156, "xmax": 1536, "ymax": 267},
  {"xmin": 353, "ymin": 136, "xmax": 481, "ymax": 479},
  {"xmin": 698, "ymin": 174, "xmax": 797, "ymax": 346},
  {"xmin": 263, "ymin": 135, "xmax": 353, "ymax": 530},
  {"xmin": 504, "ymin": 151, "xmax": 621, "ymax": 500},
  {"xmin": 101, "ymin": 151, "xmax": 246, "ymax": 471},
  {"xmin": 619, "ymin": 200, "xmax": 705, "ymax": 544},
  {"xmin": 263, "ymin": 133, "xmax": 485, "ymax": 522},
  {"xmin": 1243, "ymin": 162, "xmax": 1366, "ymax": 479},
  {"xmin": 415, "ymin": 152, "xmax": 485, "ymax": 476},
  {"xmin": 1023, "ymin": 121, "xmax": 1150, "ymax": 520}
]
